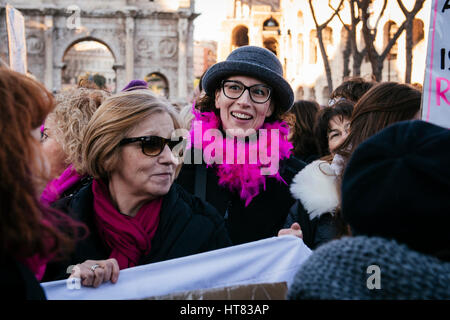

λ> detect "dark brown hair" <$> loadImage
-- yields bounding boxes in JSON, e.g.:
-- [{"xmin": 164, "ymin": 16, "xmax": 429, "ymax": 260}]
[
  {"xmin": 337, "ymin": 82, "xmax": 421, "ymax": 161},
  {"xmin": 334, "ymin": 82, "xmax": 421, "ymax": 238},
  {"xmin": 0, "ymin": 68, "xmax": 84, "ymax": 261},
  {"xmin": 314, "ymin": 100, "xmax": 354, "ymax": 157},
  {"xmin": 286, "ymin": 100, "xmax": 320, "ymax": 159},
  {"xmin": 329, "ymin": 76, "xmax": 376, "ymax": 104}
]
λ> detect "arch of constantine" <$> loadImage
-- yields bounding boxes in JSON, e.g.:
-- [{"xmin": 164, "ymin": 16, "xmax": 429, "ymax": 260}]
[{"xmin": 0, "ymin": 0, "xmax": 197, "ymax": 103}]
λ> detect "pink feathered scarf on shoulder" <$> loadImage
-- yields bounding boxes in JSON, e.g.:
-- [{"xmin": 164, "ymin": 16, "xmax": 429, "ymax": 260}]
[{"xmin": 189, "ymin": 106, "xmax": 293, "ymax": 206}]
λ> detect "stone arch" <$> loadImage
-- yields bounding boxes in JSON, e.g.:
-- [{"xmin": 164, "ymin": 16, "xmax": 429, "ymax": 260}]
[
  {"xmin": 232, "ymin": 25, "xmax": 249, "ymax": 49},
  {"xmin": 57, "ymin": 36, "xmax": 121, "ymax": 68},
  {"xmin": 263, "ymin": 37, "xmax": 278, "ymax": 56},
  {"xmin": 61, "ymin": 38, "xmax": 117, "ymax": 92},
  {"xmin": 145, "ymin": 72, "xmax": 169, "ymax": 98},
  {"xmin": 263, "ymin": 16, "xmax": 279, "ymax": 31}
]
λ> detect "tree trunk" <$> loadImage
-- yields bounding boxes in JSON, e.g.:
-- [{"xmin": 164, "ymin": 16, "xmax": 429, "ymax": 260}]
[
  {"xmin": 317, "ymin": 29, "xmax": 334, "ymax": 95},
  {"xmin": 343, "ymin": 31, "xmax": 352, "ymax": 78},
  {"xmin": 404, "ymin": 19, "xmax": 413, "ymax": 83},
  {"xmin": 309, "ymin": 0, "xmax": 345, "ymax": 95},
  {"xmin": 397, "ymin": 0, "xmax": 426, "ymax": 84}
]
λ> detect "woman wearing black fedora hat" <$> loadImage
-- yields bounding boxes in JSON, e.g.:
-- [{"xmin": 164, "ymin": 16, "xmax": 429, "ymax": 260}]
[{"xmin": 176, "ymin": 46, "xmax": 305, "ymax": 245}]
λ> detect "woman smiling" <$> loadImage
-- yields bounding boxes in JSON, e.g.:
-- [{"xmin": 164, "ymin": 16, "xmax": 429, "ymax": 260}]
[
  {"xmin": 177, "ymin": 46, "xmax": 305, "ymax": 245},
  {"xmin": 43, "ymin": 90, "xmax": 231, "ymax": 287}
]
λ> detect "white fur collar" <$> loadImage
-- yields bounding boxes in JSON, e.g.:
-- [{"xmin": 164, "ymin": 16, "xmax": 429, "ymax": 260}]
[{"xmin": 289, "ymin": 160, "xmax": 339, "ymax": 220}]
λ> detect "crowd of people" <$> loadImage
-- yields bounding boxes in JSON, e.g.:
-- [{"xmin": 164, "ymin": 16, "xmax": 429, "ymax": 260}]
[{"xmin": 1, "ymin": 45, "xmax": 449, "ymax": 300}]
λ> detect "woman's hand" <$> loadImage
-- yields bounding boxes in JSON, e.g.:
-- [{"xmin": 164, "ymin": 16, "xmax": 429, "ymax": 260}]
[
  {"xmin": 69, "ymin": 258, "xmax": 120, "ymax": 288},
  {"xmin": 277, "ymin": 222, "xmax": 303, "ymax": 239}
]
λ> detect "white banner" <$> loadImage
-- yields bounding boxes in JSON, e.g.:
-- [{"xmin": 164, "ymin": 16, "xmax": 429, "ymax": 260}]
[
  {"xmin": 41, "ymin": 236, "xmax": 312, "ymax": 300},
  {"xmin": 422, "ymin": 0, "xmax": 450, "ymax": 128},
  {"xmin": 5, "ymin": 4, "xmax": 27, "ymax": 74}
]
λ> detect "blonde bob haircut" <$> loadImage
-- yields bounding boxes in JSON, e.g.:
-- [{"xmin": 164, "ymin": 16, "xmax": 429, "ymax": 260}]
[{"xmin": 80, "ymin": 90, "xmax": 182, "ymax": 180}]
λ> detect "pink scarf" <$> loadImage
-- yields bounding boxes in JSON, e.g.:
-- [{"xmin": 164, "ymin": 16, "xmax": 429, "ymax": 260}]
[
  {"xmin": 40, "ymin": 164, "xmax": 83, "ymax": 205},
  {"xmin": 92, "ymin": 179, "xmax": 162, "ymax": 270},
  {"xmin": 189, "ymin": 106, "xmax": 293, "ymax": 206},
  {"xmin": 21, "ymin": 219, "xmax": 54, "ymax": 281}
]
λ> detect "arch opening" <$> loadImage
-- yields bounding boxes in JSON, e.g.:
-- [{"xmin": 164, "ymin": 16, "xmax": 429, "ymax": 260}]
[
  {"xmin": 145, "ymin": 72, "xmax": 169, "ymax": 98},
  {"xmin": 62, "ymin": 39, "xmax": 116, "ymax": 92}
]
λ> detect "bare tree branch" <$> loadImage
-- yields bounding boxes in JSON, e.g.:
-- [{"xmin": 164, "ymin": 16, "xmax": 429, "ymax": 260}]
[
  {"xmin": 397, "ymin": 0, "xmax": 408, "ymax": 14},
  {"xmin": 373, "ymin": 0, "xmax": 388, "ymax": 33}
]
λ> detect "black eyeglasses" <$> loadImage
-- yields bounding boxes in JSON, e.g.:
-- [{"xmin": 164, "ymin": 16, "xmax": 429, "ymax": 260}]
[
  {"xmin": 221, "ymin": 80, "xmax": 272, "ymax": 104},
  {"xmin": 119, "ymin": 135, "xmax": 186, "ymax": 158}
]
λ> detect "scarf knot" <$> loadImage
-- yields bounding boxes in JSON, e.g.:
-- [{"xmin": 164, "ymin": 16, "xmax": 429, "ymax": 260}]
[{"xmin": 92, "ymin": 179, "xmax": 162, "ymax": 269}]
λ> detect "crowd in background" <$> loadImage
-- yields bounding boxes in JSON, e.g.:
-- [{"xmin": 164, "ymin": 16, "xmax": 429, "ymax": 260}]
[{"xmin": 1, "ymin": 45, "xmax": 449, "ymax": 300}]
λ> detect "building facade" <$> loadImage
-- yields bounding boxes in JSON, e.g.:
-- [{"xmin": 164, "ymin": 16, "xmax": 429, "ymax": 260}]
[
  {"xmin": 193, "ymin": 39, "xmax": 217, "ymax": 79},
  {"xmin": 219, "ymin": 0, "xmax": 430, "ymax": 105},
  {"xmin": 0, "ymin": 0, "xmax": 198, "ymax": 103}
]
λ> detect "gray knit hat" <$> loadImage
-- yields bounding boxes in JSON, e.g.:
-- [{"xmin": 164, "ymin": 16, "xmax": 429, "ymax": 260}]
[{"xmin": 202, "ymin": 46, "xmax": 294, "ymax": 112}]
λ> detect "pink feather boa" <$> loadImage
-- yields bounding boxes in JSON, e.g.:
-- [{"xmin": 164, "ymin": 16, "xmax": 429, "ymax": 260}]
[{"xmin": 189, "ymin": 106, "xmax": 293, "ymax": 206}]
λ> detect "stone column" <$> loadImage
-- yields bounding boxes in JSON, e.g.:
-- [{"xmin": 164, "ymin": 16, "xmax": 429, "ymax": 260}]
[
  {"xmin": 177, "ymin": 17, "xmax": 188, "ymax": 102},
  {"xmin": 125, "ymin": 15, "xmax": 135, "ymax": 83},
  {"xmin": 53, "ymin": 62, "xmax": 64, "ymax": 92},
  {"xmin": 113, "ymin": 63, "xmax": 126, "ymax": 93},
  {"xmin": 44, "ymin": 15, "xmax": 53, "ymax": 91}
]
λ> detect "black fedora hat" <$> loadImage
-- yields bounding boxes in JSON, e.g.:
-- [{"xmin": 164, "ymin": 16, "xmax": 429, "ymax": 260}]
[{"xmin": 202, "ymin": 46, "xmax": 294, "ymax": 113}]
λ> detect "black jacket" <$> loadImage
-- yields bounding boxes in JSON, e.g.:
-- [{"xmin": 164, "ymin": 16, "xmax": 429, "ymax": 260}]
[
  {"xmin": 176, "ymin": 148, "xmax": 305, "ymax": 245},
  {"xmin": 284, "ymin": 160, "xmax": 339, "ymax": 249},
  {"xmin": 284, "ymin": 202, "xmax": 337, "ymax": 249},
  {"xmin": 43, "ymin": 182, "xmax": 232, "ymax": 281},
  {"xmin": 0, "ymin": 256, "xmax": 46, "ymax": 300}
]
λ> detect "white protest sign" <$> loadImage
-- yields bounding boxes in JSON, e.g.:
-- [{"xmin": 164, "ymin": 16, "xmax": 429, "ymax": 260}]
[
  {"xmin": 422, "ymin": 0, "xmax": 450, "ymax": 128},
  {"xmin": 6, "ymin": 4, "xmax": 27, "ymax": 74},
  {"xmin": 41, "ymin": 236, "xmax": 312, "ymax": 300}
]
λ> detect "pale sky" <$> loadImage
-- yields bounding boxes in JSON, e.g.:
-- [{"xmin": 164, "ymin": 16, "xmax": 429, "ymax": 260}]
[{"xmin": 193, "ymin": 0, "xmax": 230, "ymax": 41}]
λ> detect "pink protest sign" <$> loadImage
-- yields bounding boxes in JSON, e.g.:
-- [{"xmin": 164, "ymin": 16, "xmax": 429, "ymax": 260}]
[{"xmin": 422, "ymin": 0, "xmax": 450, "ymax": 127}]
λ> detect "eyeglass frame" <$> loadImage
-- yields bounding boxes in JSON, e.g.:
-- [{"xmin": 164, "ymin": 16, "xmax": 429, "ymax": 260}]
[
  {"xmin": 220, "ymin": 80, "xmax": 272, "ymax": 104},
  {"xmin": 118, "ymin": 135, "xmax": 186, "ymax": 157}
]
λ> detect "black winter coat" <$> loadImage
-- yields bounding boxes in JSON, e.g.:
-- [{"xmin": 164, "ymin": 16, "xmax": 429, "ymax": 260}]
[
  {"xmin": 42, "ymin": 182, "xmax": 232, "ymax": 281},
  {"xmin": 176, "ymin": 148, "xmax": 305, "ymax": 245},
  {"xmin": 0, "ymin": 256, "xmax": 46, "ymax": 300},
  {"xmin": 284, "ymin": 160, "xmax": 339, "ymax": 249}
]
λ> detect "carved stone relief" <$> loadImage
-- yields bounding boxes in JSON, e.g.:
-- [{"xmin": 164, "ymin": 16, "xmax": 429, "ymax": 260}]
[
  {"xmin": 27, "ymin": 35, "xmax": 44, "ymax": 55},
  {"xmin": 159, "ymin": 38, "xmax": 177, "ymax": 58},
  {"xmin": 136, "ymin": 38, "xmax": 154, "ymax": 58}
]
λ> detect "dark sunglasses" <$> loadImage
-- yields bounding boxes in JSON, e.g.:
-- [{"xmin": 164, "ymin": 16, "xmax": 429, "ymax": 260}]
[{"xmin": 119, "ymin": 135, "xmax": 186, "ymax": 157}]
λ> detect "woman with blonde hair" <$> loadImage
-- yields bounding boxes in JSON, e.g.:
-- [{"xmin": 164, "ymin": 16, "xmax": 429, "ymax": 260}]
[
  {"xmin": 43, "ymin": 90, "xmax": 231, "ymax": 287},
  {"xmin": 0, "ymin": 68, "xmax": 83, "ymax": 299},
  {"xmin": 40, "ymin": 87, "xmax": 110, "ymax": 205}
]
